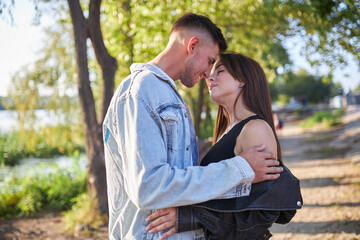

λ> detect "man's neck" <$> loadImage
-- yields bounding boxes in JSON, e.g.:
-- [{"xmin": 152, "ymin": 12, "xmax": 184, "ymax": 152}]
[{"xmin": 149, "ymin": 47, "xmax": 185, "ymax": 81}]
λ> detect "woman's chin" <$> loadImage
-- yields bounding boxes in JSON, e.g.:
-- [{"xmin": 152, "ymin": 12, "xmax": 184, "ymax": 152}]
[{"xmin": 209, "ymin": 95, "xmax": 219, "ymax": 104}]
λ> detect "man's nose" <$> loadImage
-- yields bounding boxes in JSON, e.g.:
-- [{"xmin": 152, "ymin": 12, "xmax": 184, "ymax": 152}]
[{"xmin": 204, "ymin": 69, "xmax": 211, "ymax": 79}]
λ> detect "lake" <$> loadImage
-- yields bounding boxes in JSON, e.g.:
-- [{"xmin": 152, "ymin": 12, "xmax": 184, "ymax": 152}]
[
  {"xmin": 0, "ymin": 110, "xmax": 88, "ymax": 180},
  {"xmin": 0, "ymin": 153, "xmax": 88, "ymax": 182}
]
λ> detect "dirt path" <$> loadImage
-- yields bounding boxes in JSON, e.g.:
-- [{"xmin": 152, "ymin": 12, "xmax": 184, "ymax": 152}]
[
  {"xmin": 1, "ymin": 106, "xmax": 360, "ymax": 240},
  {"xmin": 271, "ymin": 105, "xmax": 360, "ymax": 240},
  {"xmin": 0, "ymin": 212, "xmax": 108, "ymax": 239}
]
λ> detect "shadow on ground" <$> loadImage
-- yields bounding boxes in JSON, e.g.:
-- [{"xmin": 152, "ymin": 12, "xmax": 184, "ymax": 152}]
[{"xmin": 272, "ymin": 220, "xmax": 360, "ymax": 234}]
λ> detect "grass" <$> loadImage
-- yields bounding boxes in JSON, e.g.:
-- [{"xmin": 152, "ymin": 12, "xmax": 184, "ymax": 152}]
[
  {"xmin": 300, "ymin": 108, "xmax": 345, "ymax": 129},
  {"xmin": 305, "ymin": 134, "xmax": 337, "ymax": 143},
  {"xmin": 306, "ymin": 145, "xmax": 351, "ymax": 158},
  {"xmin": 63, "ymin": 193, "xmax": 108, "ymax": 236}
]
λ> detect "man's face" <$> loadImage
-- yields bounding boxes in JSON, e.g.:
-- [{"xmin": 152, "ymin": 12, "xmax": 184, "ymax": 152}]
[{"xmin": 181, "ymin": 42, "xmax": 219, "ymax": 88}]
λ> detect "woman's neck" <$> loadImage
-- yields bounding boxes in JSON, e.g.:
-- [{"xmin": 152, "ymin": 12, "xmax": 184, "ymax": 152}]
[{"xmin": 224, "ymin": 98, "xmax": 255, "ymax": 128}]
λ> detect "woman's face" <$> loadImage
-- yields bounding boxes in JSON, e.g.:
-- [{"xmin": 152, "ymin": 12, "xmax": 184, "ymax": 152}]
[{"xmin": 207, "ymin": 60, "xmax": 242, "ymax": 105}]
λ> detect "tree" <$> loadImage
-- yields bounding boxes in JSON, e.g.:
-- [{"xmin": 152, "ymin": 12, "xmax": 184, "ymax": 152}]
[
  {"xmin": 67, "ymin": 0, "xmax": 117, "ymax": 214},
  {"xmin": 1, "ymin": 0, "xmax": 112, "ymax": 213},
  {"xmin": 279, "ymin": 69, "xmax": 343, "ymax": 104},
  {"xmin": 281, "ymin": 0, "xmax": 360, "ymax": 67}
]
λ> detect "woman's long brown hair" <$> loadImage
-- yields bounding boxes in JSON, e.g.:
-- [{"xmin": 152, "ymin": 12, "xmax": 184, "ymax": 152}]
[{"xmin": 212, "ymin": 52, "xmax": 282, "ymax": 163}]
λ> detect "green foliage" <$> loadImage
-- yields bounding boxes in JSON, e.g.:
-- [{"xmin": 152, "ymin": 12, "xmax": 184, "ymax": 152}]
[
  {"xmin": 0, "ymin": 125, "xmax": 84, "ymax": 166},
  {"xmin": 284, "ymin": 0, "xmax": 360, "ymax": 67},
  {"xmin": 6, "ymin": 9, "xmax": 81, "ymax": 139},
  {"xmin": 354, "ymin": 83, "xmax": 360, "ymax": 93},
  {"xmin": 63, "ymin": 193, "xmax": 108, "ymax": 234},
  {"xmin": 301, "ymin": 108, "xmax": 345, "ymax": 128},
  {"xmin": 0, "ymin": 160, "xmax": 87, "ymax": 218},
  {"xmin": 276, "ymin": 69, "xmax": 343, "ymax": 104},
  {"xmin": 0, "ymin": 133, "xmax": 27, "ymax": 166},
  {"xmin": 5, "ymin": 0, "xmax": 356, "ymax": 140}
]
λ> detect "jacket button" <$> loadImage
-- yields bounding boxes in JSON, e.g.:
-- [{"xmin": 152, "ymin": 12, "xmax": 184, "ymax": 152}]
[
  {"xmin": 297, "ymin": 201, "xmax": 302, "ymax": 207},
  {"xmin": 186, "ymin": 146, "xmax": 190, "ymax": 151}
]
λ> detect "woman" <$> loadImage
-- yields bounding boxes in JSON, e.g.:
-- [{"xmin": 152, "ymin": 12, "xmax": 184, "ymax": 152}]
[{"xmin": 146, "ymin": 52, "xmax": 302, "ymax": 239}]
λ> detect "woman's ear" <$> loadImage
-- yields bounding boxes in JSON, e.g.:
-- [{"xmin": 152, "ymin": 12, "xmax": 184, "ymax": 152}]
[{"xmin": 186, "ymin": 37, "xmax": 200, "ymax": 54}]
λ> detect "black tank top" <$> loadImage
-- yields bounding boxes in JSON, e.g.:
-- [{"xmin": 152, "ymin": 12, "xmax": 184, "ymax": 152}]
[{"xmin": 200, "ymin": 115, "xmax": 262, "ymax": 166}]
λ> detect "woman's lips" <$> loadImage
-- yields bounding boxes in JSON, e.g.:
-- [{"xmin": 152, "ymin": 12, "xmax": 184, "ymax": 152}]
[{"xmin": 209, "ymin": 83, "xmax": 217, "ymax": 90}]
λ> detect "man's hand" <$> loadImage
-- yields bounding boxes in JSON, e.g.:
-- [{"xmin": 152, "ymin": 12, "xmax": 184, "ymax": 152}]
[
  {"xmin": 145, "ymin": 207, "xmax": 177, "ymax": 239},
  {"xmin": 239, "ymin": 145, "xmax": 283, "ymax": 183}
]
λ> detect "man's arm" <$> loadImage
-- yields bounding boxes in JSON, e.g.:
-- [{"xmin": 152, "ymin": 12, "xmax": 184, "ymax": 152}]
[{"xmin": 216, "ymin": 145, "xmax": 281, "ymax": 199}]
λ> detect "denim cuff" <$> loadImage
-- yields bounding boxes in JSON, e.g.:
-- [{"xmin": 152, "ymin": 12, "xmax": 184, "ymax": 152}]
[{"xmin": 216, "ymin": 156, "xmax": 254, "ymax": 199}]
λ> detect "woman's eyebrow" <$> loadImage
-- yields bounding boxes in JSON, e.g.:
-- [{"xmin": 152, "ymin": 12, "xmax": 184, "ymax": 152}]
[{"xmin": 214, "ymin": 64, "xmax": 224, "ymax": 70}]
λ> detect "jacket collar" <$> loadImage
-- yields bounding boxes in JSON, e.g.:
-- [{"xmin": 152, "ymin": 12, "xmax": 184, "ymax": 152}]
[{"xmin": 130, "ymin": 63, "xmax": 178, "ymax": 90}]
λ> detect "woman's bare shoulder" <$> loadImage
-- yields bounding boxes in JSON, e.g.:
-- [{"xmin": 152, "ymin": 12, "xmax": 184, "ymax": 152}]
[
  {"xmin": 242, "ymin": 119, "xmax": 273, "ymax": 135},
  {"xmin": 236, "ymin": 118, "xmax": 277, "ymax": 154}
]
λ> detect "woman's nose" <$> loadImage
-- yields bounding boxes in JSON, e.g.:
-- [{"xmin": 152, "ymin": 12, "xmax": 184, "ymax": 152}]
[{"xmin": 207, "ymin": 74, "xmax": 215, "ymax": 82}]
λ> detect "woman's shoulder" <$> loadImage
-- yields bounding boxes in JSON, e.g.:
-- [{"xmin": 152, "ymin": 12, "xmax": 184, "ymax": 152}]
[
  {"xmin": 235, "ymin": 119, "xmax": 276, "ymax": 154},
  {"xmin": 241, "ymin": 118, "xmax": 273, "ymax": 136},
  {"xmin": 236, "ymin": 118, "xmax": 276, "ymax": 153}
]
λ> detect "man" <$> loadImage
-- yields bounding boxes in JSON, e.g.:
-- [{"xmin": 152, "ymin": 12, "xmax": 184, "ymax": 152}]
[{"xmin": 103, "ymin": 13, "xmax": 282, "ymax": 239}]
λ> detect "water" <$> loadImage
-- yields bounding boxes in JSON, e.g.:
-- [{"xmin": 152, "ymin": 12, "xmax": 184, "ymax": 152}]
[
  {"xmin": 0, "ymin": 110, "xmax": 17, "ymax": 133},
  {"xmin": 0, "ymin": 110, "xmax": 87, "ymax": 181},
  {"xmin": 0, "ymin": 153, "xmax": 88, "ymax": 182}
]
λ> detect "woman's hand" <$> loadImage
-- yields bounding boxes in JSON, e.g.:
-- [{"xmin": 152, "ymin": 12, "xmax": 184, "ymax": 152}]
[{"xmin": 145, "ymin": 207, "xmax": 177, "ymax": 239}]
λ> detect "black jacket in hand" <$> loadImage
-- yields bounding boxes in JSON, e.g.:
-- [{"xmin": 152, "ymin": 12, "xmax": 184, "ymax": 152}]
[{"xmin": 176, "ymin": 165, "xmax": 303, "ymax": 240}]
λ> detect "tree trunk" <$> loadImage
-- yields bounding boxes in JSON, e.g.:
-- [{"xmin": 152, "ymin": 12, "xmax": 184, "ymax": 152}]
[
  {"xmin": 88, "ymin": 0, "xmax": 117, "ymax": 122},
  {"xmin": 194, "ymin": 77, "xmax": 206, "ymax": 136},
  {"xmin": 68, "ymin": 0, "xmax": 117, "ymax": 214}
]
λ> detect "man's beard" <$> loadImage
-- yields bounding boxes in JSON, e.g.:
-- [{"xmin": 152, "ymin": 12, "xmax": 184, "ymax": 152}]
[{"xmin": 181, "ymin": 54, "xmax": 198, "ymax": 88}]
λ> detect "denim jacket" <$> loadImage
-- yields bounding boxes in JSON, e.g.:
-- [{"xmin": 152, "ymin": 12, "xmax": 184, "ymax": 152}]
[{"xmin": 103, "ymin": 63, "xmax": 255, "ymax": 240}]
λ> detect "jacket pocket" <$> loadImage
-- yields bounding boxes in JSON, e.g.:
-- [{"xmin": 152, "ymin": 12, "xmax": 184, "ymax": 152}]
[{"xmin": 159, "ymin": 106, "xmax": 180, "ymax": 154}]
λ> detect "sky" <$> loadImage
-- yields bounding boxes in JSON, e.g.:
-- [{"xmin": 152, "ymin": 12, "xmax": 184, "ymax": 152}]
[{"xmin": 1, "ymin": 0, "xmax": 359, "ymax": 97}]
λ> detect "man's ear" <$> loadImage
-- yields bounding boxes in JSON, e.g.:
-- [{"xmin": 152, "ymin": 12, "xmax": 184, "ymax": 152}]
[{"xmin": 186, "ymin": 37, "xmax": 200, "ymax": 54}]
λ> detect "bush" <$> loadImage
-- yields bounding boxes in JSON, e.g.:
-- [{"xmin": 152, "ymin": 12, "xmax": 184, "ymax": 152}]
[
  {"xmin": 0, "ymin": 160, "xmax": 87, "ymax": 218},
  {"xmin": 63, "ymin": 193, "xmax": 108, "ymax": 235},
  {"xmin": 300, "ymin": 109, "xmax": 345, "ymax": 128},
  {"xmin": 0, "ymin": 125, "xmax": 85, "ymax": 166}
]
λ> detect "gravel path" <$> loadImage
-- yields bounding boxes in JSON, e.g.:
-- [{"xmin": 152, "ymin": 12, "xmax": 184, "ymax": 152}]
[{"xmin": 271, "ymin": 105, "xmax": 360, "ymax": 240}]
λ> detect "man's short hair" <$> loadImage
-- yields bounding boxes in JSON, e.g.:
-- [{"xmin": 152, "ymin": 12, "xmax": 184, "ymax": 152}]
[{"xmin": 171, "ymin": 13, "xmax": 227, "ymax": 52}]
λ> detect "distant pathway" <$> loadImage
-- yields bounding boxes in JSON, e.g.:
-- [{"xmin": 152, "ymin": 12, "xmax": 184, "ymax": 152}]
[{"xmin": 271, "ymin": 105, "xmax": 360, "ymax": 240}]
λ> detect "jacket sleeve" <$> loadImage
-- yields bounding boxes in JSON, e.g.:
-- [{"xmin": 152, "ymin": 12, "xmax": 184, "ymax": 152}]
[
  {"xmin": 216, "ymin": 175, "xmax": 252, "ymax": 199},
  {"xmin": 115, "ymin": 94, "xmax": 255, "ymax": 210}
]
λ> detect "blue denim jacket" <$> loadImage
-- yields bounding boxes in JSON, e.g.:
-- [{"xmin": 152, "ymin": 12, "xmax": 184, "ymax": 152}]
[{"xmin": 103, "ymin": 63, "xmax": 255, "ymax": 239}]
